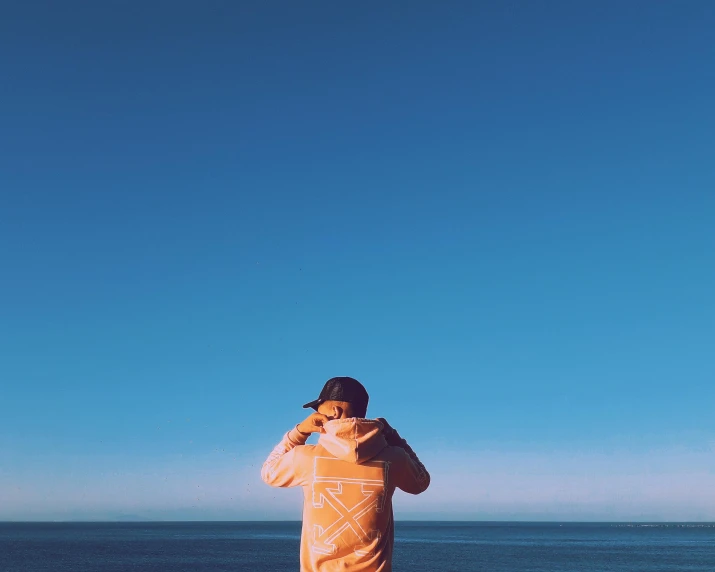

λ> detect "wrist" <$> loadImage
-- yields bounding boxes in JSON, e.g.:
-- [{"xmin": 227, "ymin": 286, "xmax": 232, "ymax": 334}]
[{"xmin": 288, "ymin": 424, "xmax": 311, "ymax": 445}]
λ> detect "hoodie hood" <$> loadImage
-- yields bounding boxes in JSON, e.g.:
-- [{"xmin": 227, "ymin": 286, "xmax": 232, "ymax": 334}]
[{"xmin": 318, "ymin": 418, "xmax": 388, "ymax": 464}]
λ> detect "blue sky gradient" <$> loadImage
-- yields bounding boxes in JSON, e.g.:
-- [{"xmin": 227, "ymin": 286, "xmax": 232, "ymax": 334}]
[{"xmin": 1, "ymin": 1, "xmax": 714, "ymax": 521}]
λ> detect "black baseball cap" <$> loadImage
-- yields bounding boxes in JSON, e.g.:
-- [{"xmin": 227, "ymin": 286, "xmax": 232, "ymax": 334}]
[{"xmin": 303, "ymin": 376, "xmax": 369, "ymax": 411}]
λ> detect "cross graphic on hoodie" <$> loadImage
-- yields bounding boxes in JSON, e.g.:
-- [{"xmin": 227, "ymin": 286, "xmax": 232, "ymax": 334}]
[{"xmin": 311, "ymin": 456, "xmax": 388, "ymax": 556}]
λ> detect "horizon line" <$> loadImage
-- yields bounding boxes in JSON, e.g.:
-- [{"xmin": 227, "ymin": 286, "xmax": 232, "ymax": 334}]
[{"xmin": 2, "ymin": 519, "xmax": 714, "ymax": 524}]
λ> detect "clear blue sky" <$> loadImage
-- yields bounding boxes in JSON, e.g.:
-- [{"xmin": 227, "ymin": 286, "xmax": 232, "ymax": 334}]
[{"xmin": 1, "ymin": 1, "xmax": 714, "ymax": 521}]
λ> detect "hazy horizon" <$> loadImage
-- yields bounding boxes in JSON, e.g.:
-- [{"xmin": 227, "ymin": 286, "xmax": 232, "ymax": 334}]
[{"xmin": 3, "ymin": 518, "xmax": 715, "ymax": 524}]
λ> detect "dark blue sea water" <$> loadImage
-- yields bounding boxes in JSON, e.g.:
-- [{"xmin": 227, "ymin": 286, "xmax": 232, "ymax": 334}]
[{"xmin": 0, "ymin": 521, "xmax": 713, "ymax": 571}]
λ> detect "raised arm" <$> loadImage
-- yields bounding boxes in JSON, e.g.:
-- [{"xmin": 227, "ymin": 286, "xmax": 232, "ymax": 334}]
[
  {"xmin": 260, "ymin": 412, "xmax": 329, "ymax": 488},
  {"xmin": 377, "ymin": 417, "xmax": 430, "ymax": 495},
  {"xmin": 260, "ymin": 427, "xmax": 309, "ymax": 488}
]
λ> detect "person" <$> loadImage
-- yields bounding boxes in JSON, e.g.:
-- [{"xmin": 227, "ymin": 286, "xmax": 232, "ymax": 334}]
[{"xmin": 261, "ymin": 376, "xmax": 430, "ymax": 572}]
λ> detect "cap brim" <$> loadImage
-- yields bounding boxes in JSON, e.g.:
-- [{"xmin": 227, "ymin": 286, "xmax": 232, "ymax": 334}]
[{"xmin": 302, "ymin": 398, "xmax": 322, "ymax": 410}]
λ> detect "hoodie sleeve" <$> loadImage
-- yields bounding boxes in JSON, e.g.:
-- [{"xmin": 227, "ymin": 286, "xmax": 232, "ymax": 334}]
[
  {"xmin": 386, "ymin": 429, "xmax": 430, "ymax": 495},
  {"xmin": 260, "ymin": 426, "xmax": 310, "ymax": 488}
]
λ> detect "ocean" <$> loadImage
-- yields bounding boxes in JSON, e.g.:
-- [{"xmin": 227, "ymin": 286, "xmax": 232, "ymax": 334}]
[{"xmin": 0, "ymin": 521, "xmax": 713, "ymax": 571}]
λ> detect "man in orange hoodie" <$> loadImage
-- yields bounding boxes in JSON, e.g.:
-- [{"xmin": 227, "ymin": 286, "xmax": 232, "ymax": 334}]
[{"xmin": 261, "ymin": 376, "xmax": 430, "ymax": 572}]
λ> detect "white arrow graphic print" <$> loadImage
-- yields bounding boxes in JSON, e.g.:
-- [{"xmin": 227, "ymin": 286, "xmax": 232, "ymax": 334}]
[{"xmin": 311, "ymin": 457, "xmax": 389, "ymax": 557}]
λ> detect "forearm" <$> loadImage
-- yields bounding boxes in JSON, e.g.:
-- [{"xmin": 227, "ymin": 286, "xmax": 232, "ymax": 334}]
[
  {"xmin": 384, "ymin": 427, "xmax": 430, "ymax": 487},
  {"xmin": 386, "ymin": 428, "xmax": 420, "ymax": 459},
  {"xmin": 260, "ymin": 426, "xmax": 309, "ymax": 486}
]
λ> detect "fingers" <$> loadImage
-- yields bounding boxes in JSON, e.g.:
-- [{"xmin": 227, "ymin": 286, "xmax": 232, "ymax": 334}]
[
  {"xmin": 311, "ymin": 413, "xmax": 330, "ymax": 433},
  {"xmin": 298, "ymin": 412, "xmax": 332, "ymax": 434}
]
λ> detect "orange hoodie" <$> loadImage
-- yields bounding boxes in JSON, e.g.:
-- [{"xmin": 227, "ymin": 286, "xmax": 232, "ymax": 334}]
[{"xmin": 261, "ymin": 418, "xmax": 430, "ymax": 572}]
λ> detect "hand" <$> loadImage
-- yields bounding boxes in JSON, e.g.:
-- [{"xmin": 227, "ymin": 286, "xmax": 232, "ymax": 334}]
[
  {"xmin": 376, "ymin": 417, "xmax": 397, "ymax": 440},
  {"xmin": 297, "ymin": 412, "xmax": 330, "ymax": 435}
]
